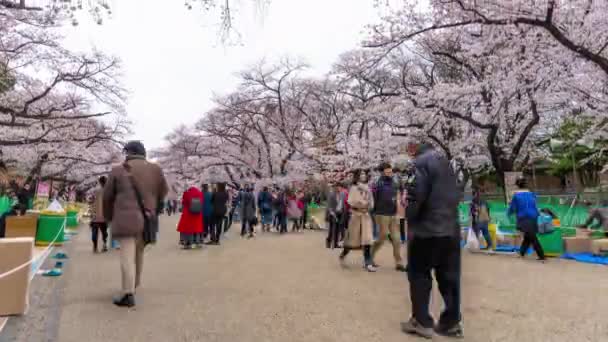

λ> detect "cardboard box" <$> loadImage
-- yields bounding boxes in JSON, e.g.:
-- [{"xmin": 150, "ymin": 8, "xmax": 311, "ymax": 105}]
[
  {"xmin": 0, "ymin": 237, "xmax": 33, "ymax": 316},
  {"xmin": 591, "ymin": 239, "xmax": 608, "ymax": 256},
  {"xmin": 563, "ymin": 237, "xmax": 592, "ymax": 254},
  {"xmin": 5, "ymin": 215, "xmax": 38, "ymax": 238}
]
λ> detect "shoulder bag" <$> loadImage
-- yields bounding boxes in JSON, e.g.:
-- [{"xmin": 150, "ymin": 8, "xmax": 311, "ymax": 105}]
[{"xmin": 123, "ymin": 163, "xmax": 158, "ymax": 245}]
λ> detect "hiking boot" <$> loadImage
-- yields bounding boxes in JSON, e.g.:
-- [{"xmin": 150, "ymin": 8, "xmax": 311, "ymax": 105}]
[
  {"xmin": 395, "ymin": 264, "xmax": 407, "ymax": 272},
  {"xmin": 401, "ymin": 318, "xmax": 433, "ymax": 339},
  {"xmin": 113, "ymin": 294, "xmax": 135, "ymax": 308},
  {"xmin": 435, "ymin": 321, "xmax": 464, "ymax": 339}
]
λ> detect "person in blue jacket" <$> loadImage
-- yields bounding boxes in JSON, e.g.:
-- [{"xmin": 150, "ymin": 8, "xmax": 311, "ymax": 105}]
[{"xmin": 507, "ymin": 177, "xmax": 545, "ymax": 261}]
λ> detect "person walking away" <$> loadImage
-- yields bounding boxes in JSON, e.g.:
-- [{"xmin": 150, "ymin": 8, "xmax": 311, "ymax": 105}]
[
  {"xmin": 201, "ymin": 184, "xmax": 213, "ymax": 241},
  {"xmin": 397, "ymin": 185, "xmax": 407, "ymax": 244},
  {"xmin": 370, "ymin": 163, "xmax": 406, "ymax": 272},
  {"xmin": 16, "ymin": 183, "xmax": 33, "ymax": 215},
  {"xmin": 339, "ymin": 184, "xmax": 350, "ymax": 242},
  {"xmin": 401, "ymin": 142, "xmax": 463, "ymax": 339},
  {"xmin": 326, "ymin": 184, "xmax": 344, "ymax": 248},
  {"xmin": 89, "ymin": 176, "xmax": 109, "ymax": 253},
  {"xmin": 470, "ymin": 190, "xmax": 493, "ymax": 250},
  {"xmin": 300, "ymin": 190, "xmax": 311, "ymax": 229},
  {"xmin": 339, "ymin": 170, "xmax": 376, "ymax": 272},
  {"xmin": 240, "ymin": 185, "xmax": 257, "ymax": 238},
  {"xmin": 228, "ymin": 188, "xmax": 239, "ymax": 229},
  {"xmin": 103, "ymin": 140, "xmax": 168, "ymax": 308},
  {"xmin": 274, "ymin": 189, "xmax": 288, "ymax": 234},
  {"xmin": 287, "ymin": 191, "xmax": 303, "ymax": 232},
  {"xmin": 508, "ymin": 177, "xmax": 546, "ymax": 261},
  {"xmin": 177, "ymin": 186, "xmax": 204, "ymax": 249},
  {"xmin": 210, "ymin": 183, "xmax": 229, "ymax": 244},
  {"xmin": 258, "ymin": 187, "xmax": 273, "ymax": 232}
]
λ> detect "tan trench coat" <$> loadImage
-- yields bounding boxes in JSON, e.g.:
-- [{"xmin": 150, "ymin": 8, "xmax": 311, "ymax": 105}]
[{"xmin": 345, "ymin": 184, "xmax": 374, "ymax": 248}]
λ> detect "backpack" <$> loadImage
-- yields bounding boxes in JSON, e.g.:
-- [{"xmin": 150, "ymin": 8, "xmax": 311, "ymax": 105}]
[
  {"xmin": 478, "ymin": 203, "xmax": 490, "ymax": 222},
  {"xmin": 189, "ymin": 197, "xmax": 202, "ymax": 214},
  {"xmin": 287, "ymin": 200, "xmax": 302, "ymax": 219},
  {"xmin": 537, "ymin": 213, "xmax": 554, "ymax": 234}
]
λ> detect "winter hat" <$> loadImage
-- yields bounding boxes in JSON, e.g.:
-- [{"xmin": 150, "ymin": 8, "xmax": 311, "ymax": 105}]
[{"xmin": 123, "ymin": 140, "xmax": 146, "ymax": 157}]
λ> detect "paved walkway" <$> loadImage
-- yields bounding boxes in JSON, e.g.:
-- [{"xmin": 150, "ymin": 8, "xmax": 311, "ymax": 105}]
[{"xmin": 3, "ymin": 216, "xmax": 608, "ymax": 341}]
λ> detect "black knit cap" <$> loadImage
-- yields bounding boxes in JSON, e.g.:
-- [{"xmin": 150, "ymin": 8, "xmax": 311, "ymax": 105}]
[{"xmin": 123, "ymin": 140, "xmax": 146, "ymax": 157}]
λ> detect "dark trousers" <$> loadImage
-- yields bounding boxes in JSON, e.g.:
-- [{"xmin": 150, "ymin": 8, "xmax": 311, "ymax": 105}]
[
  {"xmin": 341, "ymin": 245, "xmax": 372, "ymax": 265},
  {"xmin": 0, "ymin": 212, "xmax": 11, "ymax": 238},
  {"xmin": 300, "ymin": 207, "xmax": 308, "ymax": 228},
  {"xmin": 241, "ymin": 219, "xmax": 255, "ymax": 236},
  {"xmin": 228, "ymin": 208, "xmax": 236, "ymax": 228},
  {"xmin": 223, "ymin": 216, "xmax": 231, "ymax": 233},
  {"xmin": 91, "ymin": 222, "xmax": 108, "ymax": 250},
  {"xmin": 277, "ymin": 213, "xmax": 287, "ymax": 233},
  {"xmin": 291, "ymin": 218, "xmax": 301, "ymax": 231},
  {"xmin": 408, "ymin": 236, "xmax": 461, "ymax": 329},
  {"xmin": 203, "ymin": 216, "xmax": 211, "ymax": 239},
  {"xmin": 326, "ymin": 214, "xmax": 343, "ymax": 248},
  {"xmin": 399, "ymin": 218, "xmax": 406, "ymax": 242},
  {"xmin": 520, "ymin": 232, "xmax": 545, "ymax": 259},
  {"xmin": 273, "ymin": 211, "xmax": 280, "ymax": 229},
  {"xmin": 210, "ymin": 215, "xmax": 225, "ymax": 242}
]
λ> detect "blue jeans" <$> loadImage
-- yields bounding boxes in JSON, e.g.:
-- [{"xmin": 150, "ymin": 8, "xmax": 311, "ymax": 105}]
[{"xmin": 473, "ymin": 222, "xmax": 492, "ymax": 249}]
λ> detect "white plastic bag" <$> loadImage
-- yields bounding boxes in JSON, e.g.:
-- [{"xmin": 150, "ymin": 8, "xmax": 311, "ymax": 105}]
[
  {"xmin": 46, "ymin": 199, "xmax": 64, "ymax": 213},
  {"xmin": 465, "ymin": 228, "xmax": 480, "ymax": 251}
]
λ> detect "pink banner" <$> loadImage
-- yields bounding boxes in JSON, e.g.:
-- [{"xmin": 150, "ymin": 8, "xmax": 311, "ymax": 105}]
[{"xmin": 36, "ymin": 182, "xmax": 50, "ymax": 198}]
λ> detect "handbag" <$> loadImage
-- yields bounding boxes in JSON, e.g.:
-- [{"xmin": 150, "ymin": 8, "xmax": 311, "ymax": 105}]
[{"xmin": 123, "ymin": 163, "xmax": 158, "ymax": 245}]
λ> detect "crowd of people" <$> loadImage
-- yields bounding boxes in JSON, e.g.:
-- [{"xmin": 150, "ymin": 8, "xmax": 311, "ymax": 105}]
[
  {"xmin": 173, "ymin": 183, "xmax": 319, "ymax": 248},
  {"xmin": 76, "ymin": 138, "xmax": 608, "ymax": 340}
]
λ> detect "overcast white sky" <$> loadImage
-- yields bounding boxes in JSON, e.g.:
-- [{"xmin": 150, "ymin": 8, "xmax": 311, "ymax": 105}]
[{"xmin": 61, "ymin": 0, "xmax": 382, "ymax": 149}]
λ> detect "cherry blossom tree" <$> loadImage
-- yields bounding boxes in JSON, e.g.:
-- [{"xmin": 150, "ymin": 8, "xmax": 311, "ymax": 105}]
[{"xmin": 0, "ymin": 3, "xmax": 127, "ymax": 189}]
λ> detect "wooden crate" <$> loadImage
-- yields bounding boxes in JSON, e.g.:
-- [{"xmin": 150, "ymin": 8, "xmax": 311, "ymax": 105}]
[{"xmin": 5, "ymin": 215, "xmax": 38, "ymax": 239}]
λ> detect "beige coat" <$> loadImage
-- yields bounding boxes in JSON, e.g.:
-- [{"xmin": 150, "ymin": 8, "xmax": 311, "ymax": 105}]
[
  {"xmin": 103, "ymin": 156, "xmax": 169, "ymax": 238},
  {"xmin": 345, "ymin": 184, "xmax": 374, "ymax": 248}
]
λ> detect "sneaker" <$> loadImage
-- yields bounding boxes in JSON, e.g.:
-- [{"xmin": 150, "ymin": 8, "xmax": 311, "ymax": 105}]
[
  {"xmin": 365, "ymin": 264, "xmax": 377, "ymax": 272},
  {"xmin": 434, "ymin": 321, "xmax": 464, "ymax": 339},
  {"xmin": 401, "ymin": 318, "xmax": 433, "ymax": 339},
  {"xmin": 395, "ymin": 264, "xmax": 407, "ymax": 272}
]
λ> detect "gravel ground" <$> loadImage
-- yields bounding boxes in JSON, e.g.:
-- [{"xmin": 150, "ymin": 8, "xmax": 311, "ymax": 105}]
[{"xmin": 10, "ymin": 215, "xmax": 607, "ymax": 342}]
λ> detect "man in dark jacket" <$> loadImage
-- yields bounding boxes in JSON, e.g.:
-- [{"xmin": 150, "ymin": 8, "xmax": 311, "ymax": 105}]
[
  {"xmin": 371, "ymin": 163, "xmax": 406, "ymax": 271},
  {"xmin": 326, "ymin": 183, "xmax": 343, "ymax": 248},
  {"xmin": 209, "ymin": 183, "xmax": 229, "ymax": 245},
  {"xmin": 201, "ymin": 184, "xmax": 213, "ymax": 241},
  {"xmin": 272, "ymin": 188, "xmax": 288, "ymax": 234},
  {"xmin": 401, "ymin": 142, "xmax": 463, "ymax": 339}
]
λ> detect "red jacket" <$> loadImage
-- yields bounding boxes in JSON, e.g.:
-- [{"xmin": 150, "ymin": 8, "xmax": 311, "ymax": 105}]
[{"xmin": 177, "ymin": 187, "xmax": 204, "ymax": 234}]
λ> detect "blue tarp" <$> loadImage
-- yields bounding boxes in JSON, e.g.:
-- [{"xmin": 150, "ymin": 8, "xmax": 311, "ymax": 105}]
[{"xmin": 561, "ymin": 253, "xmax": 608, "ymax": 266}]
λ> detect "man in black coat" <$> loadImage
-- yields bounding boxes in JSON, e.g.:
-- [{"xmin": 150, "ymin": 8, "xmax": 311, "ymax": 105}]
[{"xmin": 401, "ymin": 142, "xmax": 463, "ymax": 339}]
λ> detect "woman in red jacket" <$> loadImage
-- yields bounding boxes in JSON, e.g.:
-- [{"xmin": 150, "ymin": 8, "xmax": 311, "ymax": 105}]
[{"xmin": 177, "ymin": 187, "xmax": 204, "ymax": 249}]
